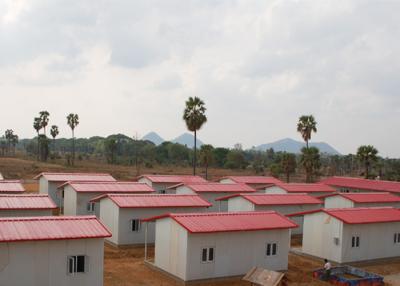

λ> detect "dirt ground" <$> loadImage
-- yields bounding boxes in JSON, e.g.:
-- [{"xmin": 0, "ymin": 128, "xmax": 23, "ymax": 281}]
[
  {"xmin": 0, "ymin": 156, "xmax": 262, "ymax": 182},
  {"xmin": 103, "ymin": 243, "xmax": 400, "ymax": 286},
  {"xmin": 103, "ymin": 244, "xmax": 330, "ymax": 286}
]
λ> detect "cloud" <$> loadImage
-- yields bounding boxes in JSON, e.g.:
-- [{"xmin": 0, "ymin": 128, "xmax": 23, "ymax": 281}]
[{"xmin": 0, "ymin": 0, "xmax": 399, "ymax": 157}]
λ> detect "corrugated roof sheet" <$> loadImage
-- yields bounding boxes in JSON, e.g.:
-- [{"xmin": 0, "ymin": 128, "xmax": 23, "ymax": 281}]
[
  {"xmin": 0, "ymin": 194, "xmax": 57, "ymax": 210},
  {"xmin": 220, "ymin": 176, "xmax": 283, "ymax": 185},
  {"xmin": 144, "ymin": 211, "xmax": 298, "ymax": 233},
  {"xmin": 272, "ymin": 183, "xmax": 336, "ymax": 193},
  {"xmin": 34, "ymin": 172, "xmax": 116, "ymax": 182},
  {"xmin": 0, "ymin": 216, "xmax": 111, "ymax": 242},
  {"xmin": 218, "ymin": 193, "xmax": 322, "ymax": 205},
  {"xmin": 0, "ymin": 180, "xmax": 25, "ymax": 193},
  {"xmin": 323, "ymin": 207, "xmax": 400, "ymax": 224},
  {"xmin": 185, "ymin": 183, "xmax": 256, "ymax": 193},
  {"xmin": 335, "ymin": 192, "xmax": 400, "ymax": 203},
  {"xmin": 60, "ymin": 181, "xmax": 155, "ymax": 193},
  {"xmin": 94, "ymin": 194, "xmax": 211, "ymax": 208},
  {"xmin": 138, "ymin": 174, "xmax": 207, "ymax": 184},
  {"xmin": 320, "ymin": 176, "xmax": 400, "ymax": 193}
]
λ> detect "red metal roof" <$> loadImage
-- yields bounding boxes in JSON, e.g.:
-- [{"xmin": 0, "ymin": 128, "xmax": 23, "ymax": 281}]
[
  {"xmin": 220, "ymin": 176, "xmax": 283, "ymax": 185},
  {"xmin": 270, "ymin": 183, "xmax": 336, "ymax": 193},
  {"xmin": 0, "ymin": 180, "xmax": 25, "ymax": 193},
  {"xmin": 93, "ymin": 194, "xmax": 212, "ymax": 208},
  {"xmin": 323, "ymin": 207, "xmax": 400, "ymax": 224},
  {"xmin": 60, "ymin": 181, "xmax": 155, "ymax": 193},
  {"xmin": 34, "ymin": 172, "xmax": 116, "ymax": 182},
  {"xmin": 333, "ymin": 192, "xmax": 400, "ymax": 203},
  {"xmin": 143, "ymin": 211, "xmax": 298, "ymax": 233},
  {"xmin": 0, "ymin": 194, "xmax": 57, "ymax": 210},
  {"xmin": 183, "ymin": 183, "xmax": 256, "ymax": 193},
  {"xmin": 0, "ymin": 216, "xmax": 111, "ymax": 243},
  {"xmin": 320, "ymin": 176, "xmax": 400, "ymax": 193},
  {"xmin": 216, "ymin": 193, "xmax": 322, "ymax": 205},
  {"xmin": 138, "ymin": 174, "xmax": 207, "ymax": 184}
]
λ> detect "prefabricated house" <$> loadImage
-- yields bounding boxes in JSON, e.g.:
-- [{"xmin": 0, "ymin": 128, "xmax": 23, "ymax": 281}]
[
  {"xmin": 219, "ymin": 176, "xmax": 283, "ymax": 189},
  {"xmin": 324, "ymin": 192, "xmax": 400, "ymax": 209},
  {"xmin": 0, "ymin": 180, "xmax": 25, "ymax": 194},
  {"xmin": 144, "ymin": 211, "xmax": 297, "ymax": 282},
  {"xmin": 93, "ymin": 194, "xmax": 211, "ymax": 246},
  {"xmin": 263, "ymin": 183, "xmax": 336, "ymax": 197},
  {"xmin": 173, "ymin": 183, "xmax": 256, "ymax": 211},
  {"xmin": 216, "ymin": 193, "xmax": 323, "ymax": 234},
  {"xmin": 0, "ymin": 215, "xmax": 111, "ymax": 286},
  {"xmin": 60, "ymin": 181, "xmax": 155, "ymax": 216},
  {"xmin": 302, "ymin": 207, "xmax": 400, "ymax": 263},
  {"xmin": 137, "ymin": 174, "xmax": 207, "ymax": 193},
  {"xmin": 0, "ymin": 194, "xmax": 56, "ymax": 216},
  {"xmin": 34, "ymin": 172, "xmax": 116, "ymax": 207},
  {"xmin": 320, "ymin": 176, "xmax": 400, "ymax": 194}
]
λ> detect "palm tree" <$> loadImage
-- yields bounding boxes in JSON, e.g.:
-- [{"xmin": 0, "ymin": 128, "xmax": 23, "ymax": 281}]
[
  {"xmin": 280, "ymin": 152, "xmax": 297, "ymax": 183},
  {"xmin": 297, "ymin": 115, "xmax": 317, "ymax": 149},
  {"xmin": 67, "ymin": 113, "xmax": 79, "ymax": 166},
  {"xmin": 300, "ymin": 147, "xmax": 321, "ymax": 183},
  {"xmin": 4, "ymin": 129, "xmax": 13, "ymax": 155},
  {"xmin": 33, "ymin": 117, "xmax": 41, "ymax": 160},
  {"xmin": 39, "ymin": 111, "xmax": 50, "ymax": 135},
  {"xmin": 50, "ymin": 125, "xmax": 59, "ymax": 153},
  {"xmin": 199, "ymin": 144, "xmax": 214, "ymax": 179},
  {"xmin": 183, "ymin": 97, "xmax": 207, "ymax": 175},
  {"xmin": 356, "ymin": 145, "xmax": 378, "ymax": 179}
]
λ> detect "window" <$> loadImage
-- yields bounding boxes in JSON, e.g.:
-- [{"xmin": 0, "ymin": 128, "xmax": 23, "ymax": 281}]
[
  {"xmin": 86, "ymin": 202, "xmax": 95, "ymax": 212},
  {"xmin": 394, "ymin": 233, "xmax": 400, "ymax": 244},
  {"xmin": 68, "ymin": 255, "xmax": 86, "ymax": 274},
  {"xmin": 266, "ymin": 243, "xmax": 278, "ymax": 256},
  {"xmin": 201, "ymin": 247, "xmax": 215, "ymax": 263},
  {"xmin": 131, "ymin": 219, "xmax": 141, "ymax": 232},
  {"xmin": 334, "ymin": 237, "xmax": 340, "ymax": 245},
  {"xmin": 159, "ymin": 190, "xmax": 166, "ymax": 194},
  {"xmin": 351, "ymin": 236, "xmax": 360, "ymax": 248}
]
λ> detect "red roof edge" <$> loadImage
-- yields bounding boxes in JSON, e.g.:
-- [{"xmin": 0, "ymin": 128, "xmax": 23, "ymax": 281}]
[
  {"xmin": 214, "ymin": 194, "xmax": 241, "ymax": 201},
  {"xmin": 286, "ymin": 209, "xmax": 323, "ymax": 217},
  {"xmin": 316, "ymin": 193, "xmax": 339, "ymax": 200},
  {"xmin": 142, "ymin": 211, "xmax": 299, "ymax": 233}
]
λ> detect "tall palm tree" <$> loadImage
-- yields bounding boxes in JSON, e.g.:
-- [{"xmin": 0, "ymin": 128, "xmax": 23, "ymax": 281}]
[
  {"xmin": 297, "ymin": 115, "xmax": 317, "ymax": 149},
  {"xmin": 356, "ymin": 145, "xmax": 378, "ymax": 179},
  {"xmin": 50, "ymin": 125, "xmax": 59, "ymax": 153},
  {"xmin": 199, "ymin": 144, "xmax": 214, "ymax": 179},
  {"xmin": 4, "ymin": 129, "xmax": 13, "ymax": 155},
  {"xmin": 33, "ymin": 117, "xmax": 41, "ymax": 160},
  {"xmin": 67, "ymin": 113, "xmax": 79, "ymax": 166},
  {"xmin": 39, "ymin": 111, "xmax": 50, "ymax": 136},
  {"xmin": 183, "ymin": 97, "xmax": 207, "ymax": 175},
  {"xmin": 300, "ymin": 147, "xmax": 321, "ymax": 183}
]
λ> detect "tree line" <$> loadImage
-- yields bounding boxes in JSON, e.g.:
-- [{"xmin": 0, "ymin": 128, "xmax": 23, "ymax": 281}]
[{"xmin": 2, "ymin": 98, "xmax": 399, "ymax": 182}]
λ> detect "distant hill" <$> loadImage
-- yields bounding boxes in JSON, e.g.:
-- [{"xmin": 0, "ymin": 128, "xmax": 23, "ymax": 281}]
[
  {"xmin": 141, "ymin": 132, "xmax": 164, "ymax": 145},
  {"xmin": 255, "ymin": 138, "xmax": 341, "ymax": 155},
  {"xmin": 172, "ymin": 133, "xmax": 203, "ymax": 148}
]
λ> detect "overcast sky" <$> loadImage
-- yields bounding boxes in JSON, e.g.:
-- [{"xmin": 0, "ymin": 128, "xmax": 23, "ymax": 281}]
[{"xmin": 0, "ymin": 0, "xmax": 399, "ymax": 157}]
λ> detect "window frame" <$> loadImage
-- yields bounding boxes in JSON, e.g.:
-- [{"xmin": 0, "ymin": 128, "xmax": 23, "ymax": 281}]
[
  {"xmin": 394, "ymin": 233, "xmax": 400, "ymax": 244},
  {"xmin": 266, "ymin": 242, "xmax": 278, "ymax": 256},
  {"xmin": 351, "ymin": 236, "xmax": 360, "ymax": 248},
  {"xmin": 201, "ymin": 247, "xmax": 215, "ymax": 263},
  {"xmin": 131, "ymin": 219, "xmax": 141, "ymax": 232},
  {"xmin": 86, "ymin": 202, "xmax": 95, "ymax": 212},
  {"xmin": 67, "ymin": 255, "xmax": 87, "ymax": 275}
]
